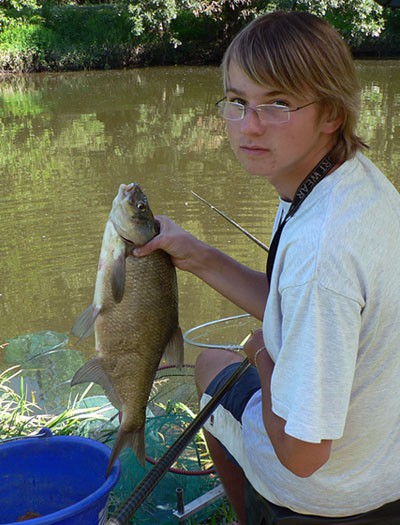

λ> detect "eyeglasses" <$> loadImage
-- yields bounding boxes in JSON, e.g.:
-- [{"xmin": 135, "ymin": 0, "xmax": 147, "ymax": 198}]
[{"xmin": 215, "ymin": 97, "xmax": 315, "ymax": 124}]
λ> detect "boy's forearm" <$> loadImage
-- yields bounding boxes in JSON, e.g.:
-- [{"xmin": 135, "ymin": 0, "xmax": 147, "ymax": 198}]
[{"xmin": 192, "ymin": 243, "xmax": 268, "ymax": 321}]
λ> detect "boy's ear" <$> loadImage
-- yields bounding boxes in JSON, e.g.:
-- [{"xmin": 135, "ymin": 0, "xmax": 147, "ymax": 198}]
[
  {"xmin": 320, "ymin": 106, "xmax": 343, "ymax": 135},
  {"xmin": 323, "ymin": 117, "xmax": 343, "ymax": 134}
]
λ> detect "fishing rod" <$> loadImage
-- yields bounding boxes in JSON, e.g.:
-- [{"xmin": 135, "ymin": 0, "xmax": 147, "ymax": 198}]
[
  {"xmin": 106, "ymin": 356, "xmax": 251, "ymax": 525},
  {"xmin": 191, "ymin": 191, "xmax": 269, "ymax": 253}
]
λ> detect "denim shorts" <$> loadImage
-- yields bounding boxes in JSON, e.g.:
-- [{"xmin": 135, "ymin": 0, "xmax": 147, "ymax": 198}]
[
  {"xmin": 201, "ymin": 361, "xmax": 261, "ymax": 470},
  {"xmin": 204, "ymin": 361, "xmax": 261, "ymax": 425}
]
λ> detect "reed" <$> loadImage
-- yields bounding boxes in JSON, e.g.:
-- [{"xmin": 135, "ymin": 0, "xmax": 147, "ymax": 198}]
[{"xmin": 0, "ymin": 365, "xmax": 110, "ymax": 440}]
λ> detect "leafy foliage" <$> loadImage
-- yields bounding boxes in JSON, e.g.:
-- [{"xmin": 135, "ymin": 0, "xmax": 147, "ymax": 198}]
[
  {"xmin": 191, "ymin": 0, "xmax": 386, "ymax": 46},
  {"xmin": 191, "ymin": 0, "xmax": 264, "ymax": 40},
  {"xmin": 0, "ymin": 0, "xmax": 398, "ymax": 72},
  {"xmin": 287, "ymin": 0, "xmax": 385, "ymax": 46},
  {"xmin": 1, "ymin": 0, "xmax": 39, "ymax": 9},
  {"xmin": 127, "ymin": 0, "xmax": 179, "ymax": 38}
]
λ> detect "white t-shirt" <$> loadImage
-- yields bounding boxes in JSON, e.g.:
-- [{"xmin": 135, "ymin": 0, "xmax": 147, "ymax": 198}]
[{"xmin": 241, "ymin": 152, "xmax": 400, "ymax": 516}]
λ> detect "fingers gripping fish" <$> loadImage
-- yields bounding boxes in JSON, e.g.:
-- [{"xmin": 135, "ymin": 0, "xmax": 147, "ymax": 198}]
[{"xmin": 71, "ymin": 183, "xmax": 184, "ymax": 475}]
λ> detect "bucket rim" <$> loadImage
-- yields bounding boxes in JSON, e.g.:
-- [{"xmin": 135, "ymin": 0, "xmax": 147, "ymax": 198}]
[{"xmin": 0, "ymin": 435, "xmax": 121, "ymax": 525}]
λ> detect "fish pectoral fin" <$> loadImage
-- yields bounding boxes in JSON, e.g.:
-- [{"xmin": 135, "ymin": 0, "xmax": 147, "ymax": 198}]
[
  {"xmin": 71, "ymin": 357, "xmax": 122, "ymax": 411},
  {"xmin": 107, "ymin": 426, "xmax": 145, "ymax": 476},
  {"xmin": 112, "ymin": 245, "xmax": 126, "ymax": 303},
  {"xmin": 163, "ymin": 325, "xmax": 184, "ymax": 369},
  {"xmin": 71, "ymin": 304, "xmax": 101, "ymax": 341}
]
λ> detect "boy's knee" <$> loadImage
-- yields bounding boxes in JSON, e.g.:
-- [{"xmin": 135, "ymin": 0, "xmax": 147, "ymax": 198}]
[
  {"xmin": 195, "ymin": 348, "xmax": 243, "ymax": 396},
  {"xmin": 194, "ymin": 348, "xmax": 216, "ymax": 396}
]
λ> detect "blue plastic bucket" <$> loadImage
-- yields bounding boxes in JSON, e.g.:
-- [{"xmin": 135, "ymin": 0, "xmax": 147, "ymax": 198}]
[{"xmin": 0, "ymin": 433, "xmax": 121, "ymax": 525}]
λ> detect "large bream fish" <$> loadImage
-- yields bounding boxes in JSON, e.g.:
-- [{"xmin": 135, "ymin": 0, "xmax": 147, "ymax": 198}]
[{"xmin": 71, "ymin": 183, "xmax": 184, "ymax": 473}]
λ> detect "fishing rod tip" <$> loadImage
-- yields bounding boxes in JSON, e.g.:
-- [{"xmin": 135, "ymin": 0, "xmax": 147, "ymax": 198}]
[{"xmin": 191, "ymin": 190, "xmax": 203, "ymax": 200}]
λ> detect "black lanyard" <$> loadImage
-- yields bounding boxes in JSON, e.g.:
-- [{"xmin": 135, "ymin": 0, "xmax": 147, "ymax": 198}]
[{"xmin": 266, "ymin": 154, "xmax": 335, "ymax": 284}]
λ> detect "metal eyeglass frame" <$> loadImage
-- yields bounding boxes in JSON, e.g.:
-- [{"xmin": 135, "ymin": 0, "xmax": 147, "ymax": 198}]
[{"xmin": 215, "ymin": 97, "xmax": 315, "ymax": 124}]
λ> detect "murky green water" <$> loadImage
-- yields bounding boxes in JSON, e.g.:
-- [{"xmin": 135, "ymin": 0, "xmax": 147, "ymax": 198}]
[{"xmin": 0, "ymin": 62, "xmax": 399, "ymax": 381}]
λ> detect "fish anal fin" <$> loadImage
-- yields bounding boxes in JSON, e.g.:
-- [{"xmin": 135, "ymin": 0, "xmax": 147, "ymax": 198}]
[
  {"xmin": 106, "ymin": 426, "xmax": 145, "ymax": 476},
  {"xmin": 163, "ymin": 325, "xmax": 184, "ymax": 369},
  {"xmin": 71, "ymin": 304, "xmax": 101, "ymax": 341},
  {"xmin": 71, "ymin": 357, "xmax": 122, "ymax": 410},
  {"xmin": 112, "ymin": 247, "xmax": 126, "ymax": 303}
]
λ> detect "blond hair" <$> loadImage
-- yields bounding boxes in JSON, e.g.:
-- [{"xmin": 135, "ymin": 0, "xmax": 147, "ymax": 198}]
[{"xmin": 222, "ymin": 11, "xmax": 367, "ymax": 162}]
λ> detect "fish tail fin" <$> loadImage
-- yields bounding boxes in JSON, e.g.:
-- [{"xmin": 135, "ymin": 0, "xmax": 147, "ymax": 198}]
[
  {"xmin": 132, "ymin": 427, "xmax": 146, "ymax": 466},
  {"xmin": 106, "ymin": 426, "xmax": 145, "ymax": 476},
  {"xmin": 163, "ymin": 325, "xmax": 184, "ymax": 369}
]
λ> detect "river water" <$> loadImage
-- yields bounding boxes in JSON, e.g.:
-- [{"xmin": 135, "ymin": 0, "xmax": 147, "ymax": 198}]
[{"xmin": 0, "ymin": 62, "xmax": 399, "ymax": 397}]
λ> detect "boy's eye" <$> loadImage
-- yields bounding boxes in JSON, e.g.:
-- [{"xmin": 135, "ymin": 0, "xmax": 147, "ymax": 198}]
[
  {"xmin": 229, "ymin": 98, "xmax": 290, "ymax": 107},
  {"xmin": 230, "ymin": 97, "xmax": 246, "ymax": 105},
  {"xmin": 272, "ymin": 100, "xmax": 289, "ymax": 107}
]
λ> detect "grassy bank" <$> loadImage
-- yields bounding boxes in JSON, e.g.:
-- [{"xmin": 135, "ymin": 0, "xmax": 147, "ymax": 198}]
[
  {"xmin": 0, "ymin": 3, "xmax": 399, "ymax": 73},
  {"xmin": 0, "ymin": 6, "xmax": 222, "ymax": 72}
]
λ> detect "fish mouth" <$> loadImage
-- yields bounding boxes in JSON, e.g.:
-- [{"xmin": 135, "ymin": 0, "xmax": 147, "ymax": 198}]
[{"xmin": 119, "ymin": 182, "xmax": 140, "ymax": 199}]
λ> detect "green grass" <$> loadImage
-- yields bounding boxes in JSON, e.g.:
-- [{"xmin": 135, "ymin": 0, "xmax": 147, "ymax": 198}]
[{"xmin": 0, "ymin": 365, "xmax": 111, "ymax": 440}]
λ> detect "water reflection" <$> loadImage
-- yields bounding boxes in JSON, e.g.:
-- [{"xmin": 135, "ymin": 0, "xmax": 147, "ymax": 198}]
[
  {"xmin": 0, "ymin": 63, "xmax": 399, "ymax": 372},
  {"xmin": 357, "ymin": 61, "xmax": 400, "ymax": 186}
]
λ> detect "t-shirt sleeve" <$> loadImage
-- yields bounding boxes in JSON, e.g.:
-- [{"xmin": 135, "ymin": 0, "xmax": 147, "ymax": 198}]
[{"xmin": 270, "ymin": 280, "xmax": 362, "ymax": 443}]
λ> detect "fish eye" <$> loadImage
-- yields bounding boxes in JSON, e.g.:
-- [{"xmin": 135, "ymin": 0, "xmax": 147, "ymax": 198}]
[{"xmin": 137, "ymin": 201, "xmax": 147, "ymax": 211}]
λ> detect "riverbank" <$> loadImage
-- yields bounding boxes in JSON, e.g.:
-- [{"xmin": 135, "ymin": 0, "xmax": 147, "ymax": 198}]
[
  {"xmin": 0, "ymin": 6, "xmax": 224, "ymax": 73},
  {"xmin": 0, "ymin": 4, "xmax": 399, "ymax": 74}
]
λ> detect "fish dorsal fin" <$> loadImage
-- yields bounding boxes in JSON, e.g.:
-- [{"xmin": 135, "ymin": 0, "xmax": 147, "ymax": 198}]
[
  {"xmin": 112, "ymin": 244, "xmax": 126, "ymax": 303},
  {"xmin": 163, "ymin": 325, "xmax": 184, "ymax": 369},
  {"xmin": 71, "ymin": 304, "xmax": 101, "ymax": 341},
  {"xmin": 71, "ymin": 356, "xmax": 122, "ymax": 410}
]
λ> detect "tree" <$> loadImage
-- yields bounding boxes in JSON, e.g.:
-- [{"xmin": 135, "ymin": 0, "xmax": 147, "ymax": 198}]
[
  {"xmin": 191, "ymin": 0, "xmax": 265, "ymax": 41},
  {"xmin": 0, "ymin": 0, "xmax": 39, "ymax": 9},
  {"xmin": 127, "ymin": 0, "xmax": 181, "ymax": 41},
  {"xmin": 192, "ymin": 0, "xmax": 385, "ymax": 48},
  {"xmin": 290, "ymin": 0, "xmax": 384, "ymax": 46}
]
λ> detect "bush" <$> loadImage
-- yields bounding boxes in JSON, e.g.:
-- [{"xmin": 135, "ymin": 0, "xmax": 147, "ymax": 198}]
[
  {"xmin": 172, "ymin": 10, "xmax": 220, "ymax": 44},
  {"xmin": 0, "ymin": 4, "xmax": 142, "ymax": 71},
  {"xmin": 44, "ymin": 4, "xmax": 133, "ymax": 48},
  {"xmin": 0, "ymin": 12, "xmax": 56, "ymax": 70},
  {"xmin": 377, "ymin": 8, "xmax": 400, "ymax": 56}
]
